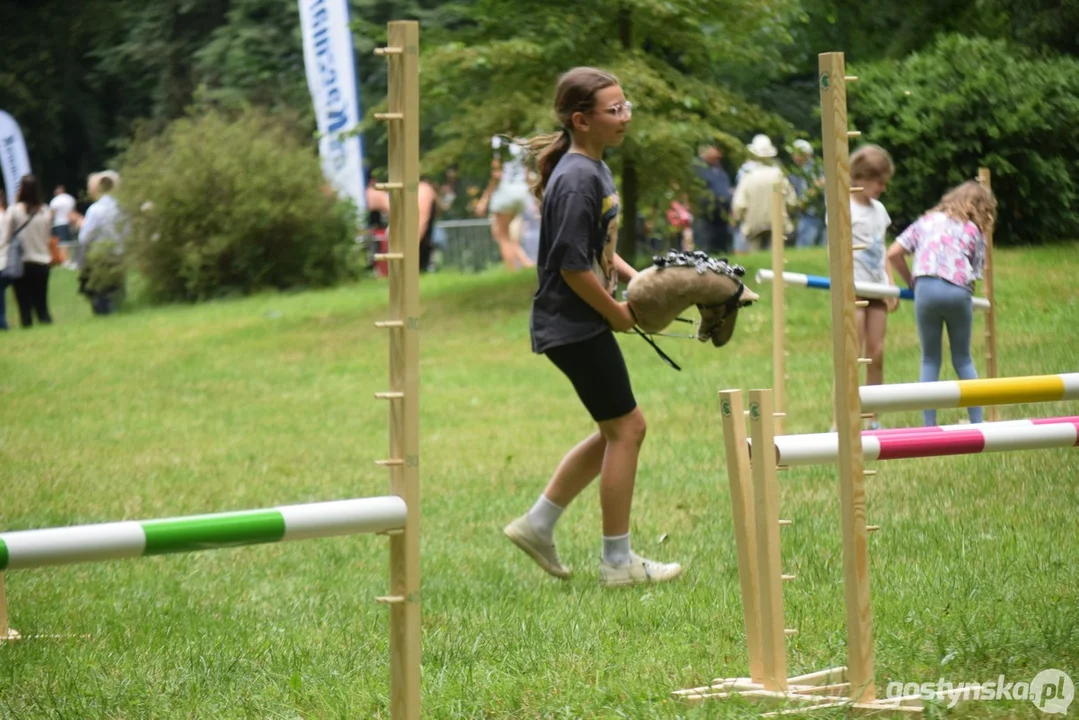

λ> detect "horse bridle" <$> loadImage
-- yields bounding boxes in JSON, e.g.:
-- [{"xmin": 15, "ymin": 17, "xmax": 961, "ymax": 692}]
[{"xmin": 629, "ymin": 251, "xmax": 754, "ymax": 371}]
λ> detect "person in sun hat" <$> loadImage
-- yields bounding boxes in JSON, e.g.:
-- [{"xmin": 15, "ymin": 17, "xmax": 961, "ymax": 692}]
[{"xmin": 731, "ymin": 134, "xmax": 796, "ymax": 252}]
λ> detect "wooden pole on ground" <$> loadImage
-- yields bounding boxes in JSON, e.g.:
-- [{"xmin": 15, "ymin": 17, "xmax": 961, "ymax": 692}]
[
  {"xmin": 747, "ymin": 389, "xmax": 787, "ymax": 691},
  {"xmin": 0, "ymin": 575, "xmax": 8, "ymax": 639},
  {"xmin": 819, "ymin": 52, "xmax": 876, "ymax": 704},
  {"xmin": 719, "ymin": 390, "xmax": 764, "ymax": 684},
  {"xmin": 382, "ymin": 20, "xmax": 421, "ymax": 720},
  {"xmin": 771, "ymin": 183, "xmax": 787, "ymax": 436},
  {"xmin": 978, "ymin": 167, "xmax": 999, "ymax": 421}
]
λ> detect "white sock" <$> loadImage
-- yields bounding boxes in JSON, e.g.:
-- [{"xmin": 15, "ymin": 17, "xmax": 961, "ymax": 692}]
[
  {"xmin": 602, "ymin": 532, "xmax": 632, "ymax": 567},
  {"xmin": 526, "ymin": 495, "xmax": 563, "ymax": 542}
]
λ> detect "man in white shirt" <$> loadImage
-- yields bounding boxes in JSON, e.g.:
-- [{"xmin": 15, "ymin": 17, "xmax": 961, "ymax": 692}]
[
  {"xmin": 731, "ymin": 135, "xmax": 797, "ymax": 252},
  {"xmin": 49, "ymin": 184, "xmax": 77, "ymax": 244}
]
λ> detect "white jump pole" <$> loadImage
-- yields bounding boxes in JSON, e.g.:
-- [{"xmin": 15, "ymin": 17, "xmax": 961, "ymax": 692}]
[{"xmin": 755, "ymin": 269, "xmax": 990, "ymax": 311}]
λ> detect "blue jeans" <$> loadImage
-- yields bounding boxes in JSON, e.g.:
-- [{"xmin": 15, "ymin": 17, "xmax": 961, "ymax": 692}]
[
  {"xmin": 914, "ymin": 276, "xmax": 982, "ymax": 426},
  {"xmin": 0, "ymin": 276, "xmax": 9, "ymax": 329},
  {"xmin": 692, "ymin": 218, "xmax": 731, "ymax": 255},
  {"xmin": 795, "ymin": 214, "xmax": 826, "ymax": 247},
  {"xmin": 732, "ymin": 226, "xmax": 748, "ymax": 253}
]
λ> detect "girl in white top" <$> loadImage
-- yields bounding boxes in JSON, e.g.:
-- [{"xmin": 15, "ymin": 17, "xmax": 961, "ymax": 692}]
[
  {"xmin": 849, "ymin": 145, "xmax": 898, "ymax": 428},
  {"xmin": 476, "ymin": 139, "xmax": 536, "ymax": 271},
  {"xmin": 2, "ymin": 174, "xmax": 54, "ymax": 327}
]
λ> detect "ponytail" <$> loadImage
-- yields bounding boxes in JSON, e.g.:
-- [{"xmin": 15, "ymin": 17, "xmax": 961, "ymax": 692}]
[{"xmin": 519, "ymin": 129, "xmax": 571, "ymax": 204}]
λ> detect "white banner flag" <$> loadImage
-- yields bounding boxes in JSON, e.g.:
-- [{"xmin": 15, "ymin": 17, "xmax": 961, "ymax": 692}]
[
  {"xmin": 298, "ymin": 0, "xmax": 366, "ymax": 217},
  {"xmin": 0, "ymin": 111, "xmax": 32, "ymax": 205}
]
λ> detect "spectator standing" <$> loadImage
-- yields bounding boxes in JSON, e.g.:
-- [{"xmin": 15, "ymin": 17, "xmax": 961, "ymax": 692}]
[
  {"xmin": 731, "ymin": 150, "xmax": 763, "ymax": 253},
  {"xmin": 3, "ymin": 175, "xmax": 54, "ymax": 327},
  {"xmin": 417, "ymin": 176, "xmax": 440, "ymax": 272},
  {"xmin": 691, "ymin": 144, "xmax": 733, "ymax": 254},
  {"xmin": 790, "ymin": 139, "xmax": 826, "ymax": 247},
  {"xmin": 476, "ymin": 143, "xmax": 536, "ymax": 271},
  {"xmin": 76, "ymin": 171, "xmax": 126, "ymax": 315},
  {"xmin": 50, "ymin": 184, "xmax": 77, "ymax": 245},
  {"xmin": 731, "ymin": 135, "xmax": 796, "ymax": 252}
]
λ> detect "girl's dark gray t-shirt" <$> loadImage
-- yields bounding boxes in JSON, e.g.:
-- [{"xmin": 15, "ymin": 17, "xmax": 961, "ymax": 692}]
[{"xmin": 530, "ymin": 153, "xmax": 620, "ymax": 353}]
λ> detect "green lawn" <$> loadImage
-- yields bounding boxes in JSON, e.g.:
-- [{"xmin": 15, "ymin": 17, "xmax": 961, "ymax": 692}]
[{"xmin": 0, "ymin": 245, "xmax": 1077, "ymax": 718}]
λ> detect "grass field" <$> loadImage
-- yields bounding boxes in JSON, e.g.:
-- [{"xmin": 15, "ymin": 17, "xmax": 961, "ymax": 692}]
[{"xmin": 1, "ymin": 244, "xmax": 1077, "ymax": 718}]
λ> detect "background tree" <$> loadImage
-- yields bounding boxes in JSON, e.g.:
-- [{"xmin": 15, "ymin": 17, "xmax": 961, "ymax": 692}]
[
  {"xmin": 3, "ymin": 0, "xmax": 1077, "ymax": 254},
  {"xmin": 848, "ymin": 34, "xmax": 1079, "ymax": 245},
  {"xmin": 418, "ymin": 0, "xmax": 800, "ymax": 260}
]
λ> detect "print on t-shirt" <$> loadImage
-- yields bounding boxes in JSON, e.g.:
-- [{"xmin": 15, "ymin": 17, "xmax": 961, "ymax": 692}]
[{"xmin": 595, "ymin": 192, "xmax": 620, "ymax": 296}]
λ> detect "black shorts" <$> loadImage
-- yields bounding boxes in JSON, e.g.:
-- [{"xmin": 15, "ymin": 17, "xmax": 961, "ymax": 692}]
[{"xmin": 545, "ymin": 331, "xmax": 637, "ymax": 422}]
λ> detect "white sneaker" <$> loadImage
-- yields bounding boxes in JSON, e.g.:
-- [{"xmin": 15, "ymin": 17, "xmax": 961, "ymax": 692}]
[
  {"xmin": 598, "ymin": 552, "xmax": 683, "ymax": 588},
  {"xmin": 504, "ymin": 515, "xmax": 571, "ymax": 579}
]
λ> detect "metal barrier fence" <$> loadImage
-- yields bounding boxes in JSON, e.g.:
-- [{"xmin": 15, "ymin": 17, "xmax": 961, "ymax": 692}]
[{"xmin": 435, "ymin": 219, "xmax": 500, "ymax": 273}]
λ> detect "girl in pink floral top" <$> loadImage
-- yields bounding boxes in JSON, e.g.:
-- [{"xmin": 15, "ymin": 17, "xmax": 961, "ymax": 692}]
[{"xmin": 888, "ymin": 181, "xmax": 997, "ymax": 426}]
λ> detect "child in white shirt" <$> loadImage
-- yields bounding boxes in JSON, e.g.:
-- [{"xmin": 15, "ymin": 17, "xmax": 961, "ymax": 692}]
[{"xmin": 850, "ymin": 144, "xmax": 898, "ymax": 428}]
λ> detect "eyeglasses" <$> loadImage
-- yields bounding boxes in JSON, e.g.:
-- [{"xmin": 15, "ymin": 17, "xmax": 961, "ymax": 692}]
[{"xmin": 600, "ymin": 101, "xmax": 634, "ymax": 120}]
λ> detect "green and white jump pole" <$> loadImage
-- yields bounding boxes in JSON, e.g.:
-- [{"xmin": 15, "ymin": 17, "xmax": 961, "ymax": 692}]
[{"xmin": 0, "ymin": 497, "xmax": 406, "ymax": 571}]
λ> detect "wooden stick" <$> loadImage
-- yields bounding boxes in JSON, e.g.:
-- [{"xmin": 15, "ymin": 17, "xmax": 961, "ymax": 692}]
[
  {"xmin": 748, "ymin": 390, "xmax": 787, "ymax": 690},
  {"xmin": 385, "ymin": 20, "xmax": 421, "ymax": 720},
  {"xmin": 719, "ymin": 390, "xmax": 764, "ymax": 684},
  {"xmin": 978, "ymin": 168, "xmax": 999, "ymax": 421},
  {"xmin": 771, "ymin": 183, "xmax": 787, "ymax": 436},
  {"xmin": 819, "ymin": 52, "xmax": 876, "ymax": 704},
  {"xmin": 0, "ymin": 574, "xmax": 8, "ymax": 640},
  {"xmin": 788, "ymin": 667, "xmax": 848, "ymax": 686}
]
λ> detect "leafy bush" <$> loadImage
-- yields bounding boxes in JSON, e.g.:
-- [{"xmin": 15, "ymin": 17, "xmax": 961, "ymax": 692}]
[
  {"xmin": 849, "ymin": 35, "xmax": 1079, "ymax": 244},
  {"xmin": 83, "ymin": 240, "xmax": 127, "ymax": 295},
  {"xmin": 117, "ymin": 109, "xmax": 359, "ymax": 302}
]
